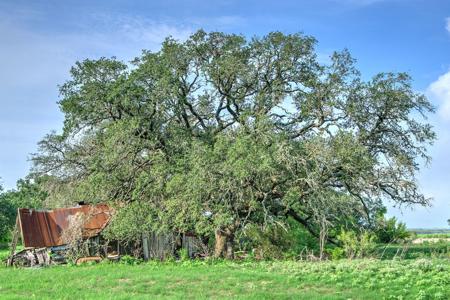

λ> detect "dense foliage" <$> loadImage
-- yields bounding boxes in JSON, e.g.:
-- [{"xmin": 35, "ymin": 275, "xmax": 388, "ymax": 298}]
[
  {"xmin": 0, "ymin": 184, "xmax": 15, "ymax": 242},
  {"xmin": 373, "ymin": 215, "xmax": 410, "ymax": 243},
  {"xmin": 0, "ymin": 179, "xmax": 47, "ymax": 241},
  {"xmin": 31, "ymin": 30, "xmax": 435, "ymax": 257}
]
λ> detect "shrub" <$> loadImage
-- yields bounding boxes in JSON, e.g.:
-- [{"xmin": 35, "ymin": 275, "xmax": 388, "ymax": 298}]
[
  {"xmin": 329, "ymin": 247, "xmax": 345, "ymax": 260},
  {"xmin": 373, "ymin": 216, "xmax": 410, "ymax": 243},
  {"xmin": 60, "ymin": 212, "xmax": 90, "ymax": 262},
  {"xmin": 337, "ymin": 230, "xmax": 376, "ymax": 259},
  {"xmin": 238, "ymin": 219, "xmax": 319, "ymax": 260}
]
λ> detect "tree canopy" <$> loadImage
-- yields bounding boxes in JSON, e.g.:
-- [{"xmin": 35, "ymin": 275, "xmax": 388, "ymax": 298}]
[{"xmin": 32, "ymin": 30, "xmax": 435, "ymax": 257}]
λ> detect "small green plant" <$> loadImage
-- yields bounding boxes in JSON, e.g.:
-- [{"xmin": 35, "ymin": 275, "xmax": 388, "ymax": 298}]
[
  {"xmin": 329, "ymin": 247, "xmax": 345, "ymax": 260},
  {"xmin": 119, "ymin": 255, "xmax": 142, "ymax": 265},
  {"xmin": 178, "ymin": 248, "xmax": 190, "ymax": 261}
]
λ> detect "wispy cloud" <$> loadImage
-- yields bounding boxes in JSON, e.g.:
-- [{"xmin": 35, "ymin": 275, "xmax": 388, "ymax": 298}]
[
  {"xmin": 0, "ymin": 5, "xmax": 246, "ymax": 189},
  {"xmin": 88, "ymin": 13, "xmax": 194, "ymax": 46},
  {"xmin": 189, "ymin": 15, "xmax": 246, "ymax": 29},
  {"xmin": 0, "ymin": 9, "xmax": 195, "ymax": 188},
  {"xmin": 446, "ymin": 17, "xmax": 450, "ymax": 33},
  {"xmin": 331, "ymin": 0, "xmax": 388, "ymax": 6},
  {"xmin": 427, "ymin": 71, "xmax": 450, "ymax": 121}
]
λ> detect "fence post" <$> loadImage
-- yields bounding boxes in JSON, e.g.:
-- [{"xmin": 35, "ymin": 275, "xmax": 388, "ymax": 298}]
[{"xmin": 142, "ymin": 232, "xmax": 149, "ymax": 261}]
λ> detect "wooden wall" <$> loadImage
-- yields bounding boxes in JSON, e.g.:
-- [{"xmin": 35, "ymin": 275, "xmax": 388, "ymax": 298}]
[{"xmin": 141, "ymin": 232, "xmax": 201, "ymax": 260}]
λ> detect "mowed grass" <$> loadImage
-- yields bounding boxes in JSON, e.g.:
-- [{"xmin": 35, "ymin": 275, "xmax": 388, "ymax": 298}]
[{"xmin": 0, "ymin": 257, "xmax": 449, "ymax": 299}]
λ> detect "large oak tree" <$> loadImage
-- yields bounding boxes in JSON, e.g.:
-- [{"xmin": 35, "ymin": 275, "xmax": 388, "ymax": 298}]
[{"xmin": 32, "ymin": 30, "xmax": 435, "ymax": 257}]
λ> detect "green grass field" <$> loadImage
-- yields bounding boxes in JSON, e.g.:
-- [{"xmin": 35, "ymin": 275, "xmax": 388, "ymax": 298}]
[
  {"xmin": 1, "ymin": 257, "xmax": 449, "ymax": 299},
  {"xmin": 375, "ymin": 242, "xmax": 450, "ymax": 260},
  {"xmin": 415, "ymin": 233, "xmax": 450, "ymax": 239},
  {"xmin": 410, "ymin": 229, "xmax": 450, "ymax": 238}
]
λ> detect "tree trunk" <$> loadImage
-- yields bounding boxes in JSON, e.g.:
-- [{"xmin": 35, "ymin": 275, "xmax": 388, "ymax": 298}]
[
  {"xmin": 225, "ymin": 231, "xmax": 235, "ymax": 259},
  {"xmin": 214, "ymin": 230, "xmax": 226, "ymax": 258},
  {"xmin": 319, "ymin": 219, "xmax": 328, "ymax": 261},
  {"xmin": 214, "ymin": 228, "xmax": 235, "ymax": 259}
]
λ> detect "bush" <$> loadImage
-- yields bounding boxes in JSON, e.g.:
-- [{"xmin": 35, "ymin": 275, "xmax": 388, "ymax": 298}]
[
  {"xmin": 373, "ymin": 216, "xmax": 410, "ymax": 243},
  {"xmin": 60, "ymin": 212, "xmax": 90, "ymax": 263},
  {"xmin": 329, "ymin": 247, "xmax": 345, "ymax": 260},
  {"xmin": 337, "ymin": 230, "xmax": 376, "ymax": 259},
  {"xmin": 238, "ymin": 219, "xmax": 319, "ymax": 259}
]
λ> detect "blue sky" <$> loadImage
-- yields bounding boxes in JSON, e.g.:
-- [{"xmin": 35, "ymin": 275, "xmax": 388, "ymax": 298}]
[{"xmin": 0, "ymin": 0, "xmax": 449, "ymax": 228}]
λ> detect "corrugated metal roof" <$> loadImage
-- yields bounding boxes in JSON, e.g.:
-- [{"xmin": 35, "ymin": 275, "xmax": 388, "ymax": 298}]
[{"xmin": 18, "ymin": 204, "xmax": 112, "ymax": 248}]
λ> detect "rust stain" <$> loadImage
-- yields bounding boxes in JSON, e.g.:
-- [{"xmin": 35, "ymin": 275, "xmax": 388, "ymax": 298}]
[{"xmin": 18, "ymin": 204, "xmax": 112, "ymax": 248}]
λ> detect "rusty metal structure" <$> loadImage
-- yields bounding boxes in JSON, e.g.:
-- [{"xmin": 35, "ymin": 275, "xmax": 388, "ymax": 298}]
[
  {"xmin": 6, "ymin": 203, "xmax": 202, "ymax": 267},
  {"xmin": 17, "ymin": 204, "xmax": 112, "ymax": 248}
]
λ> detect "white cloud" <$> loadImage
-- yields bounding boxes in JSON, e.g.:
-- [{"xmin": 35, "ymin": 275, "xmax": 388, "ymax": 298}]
[
  {"xmin": 427, "ymin": 71, "xmax": 450, "ymax": 121},
  {"xmin": 446, "ymin": 17, "xmax": 450, "ymax": 33}
]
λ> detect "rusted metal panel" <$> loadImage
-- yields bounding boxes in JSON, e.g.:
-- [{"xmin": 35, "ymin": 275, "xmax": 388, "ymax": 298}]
[{"xmin": 18, "ymin": 204, "xmax": 112, "ymax": 248}]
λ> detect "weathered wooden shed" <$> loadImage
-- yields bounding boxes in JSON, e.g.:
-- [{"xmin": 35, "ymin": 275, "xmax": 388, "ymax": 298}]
[{"xmin": 8, "ymin": 203, "xmax": 202, "ymax": 266}]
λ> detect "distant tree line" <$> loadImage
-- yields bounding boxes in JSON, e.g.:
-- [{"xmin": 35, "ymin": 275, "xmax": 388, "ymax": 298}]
[{"xmin": 0, "ymin": 178, "xmax": 47, "ymax": 242}]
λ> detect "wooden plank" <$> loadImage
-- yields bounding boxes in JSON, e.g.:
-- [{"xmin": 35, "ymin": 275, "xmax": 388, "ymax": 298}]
[{"xmin": 145, "ymin": 232, "xmax": 175, "ymax": 260}]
